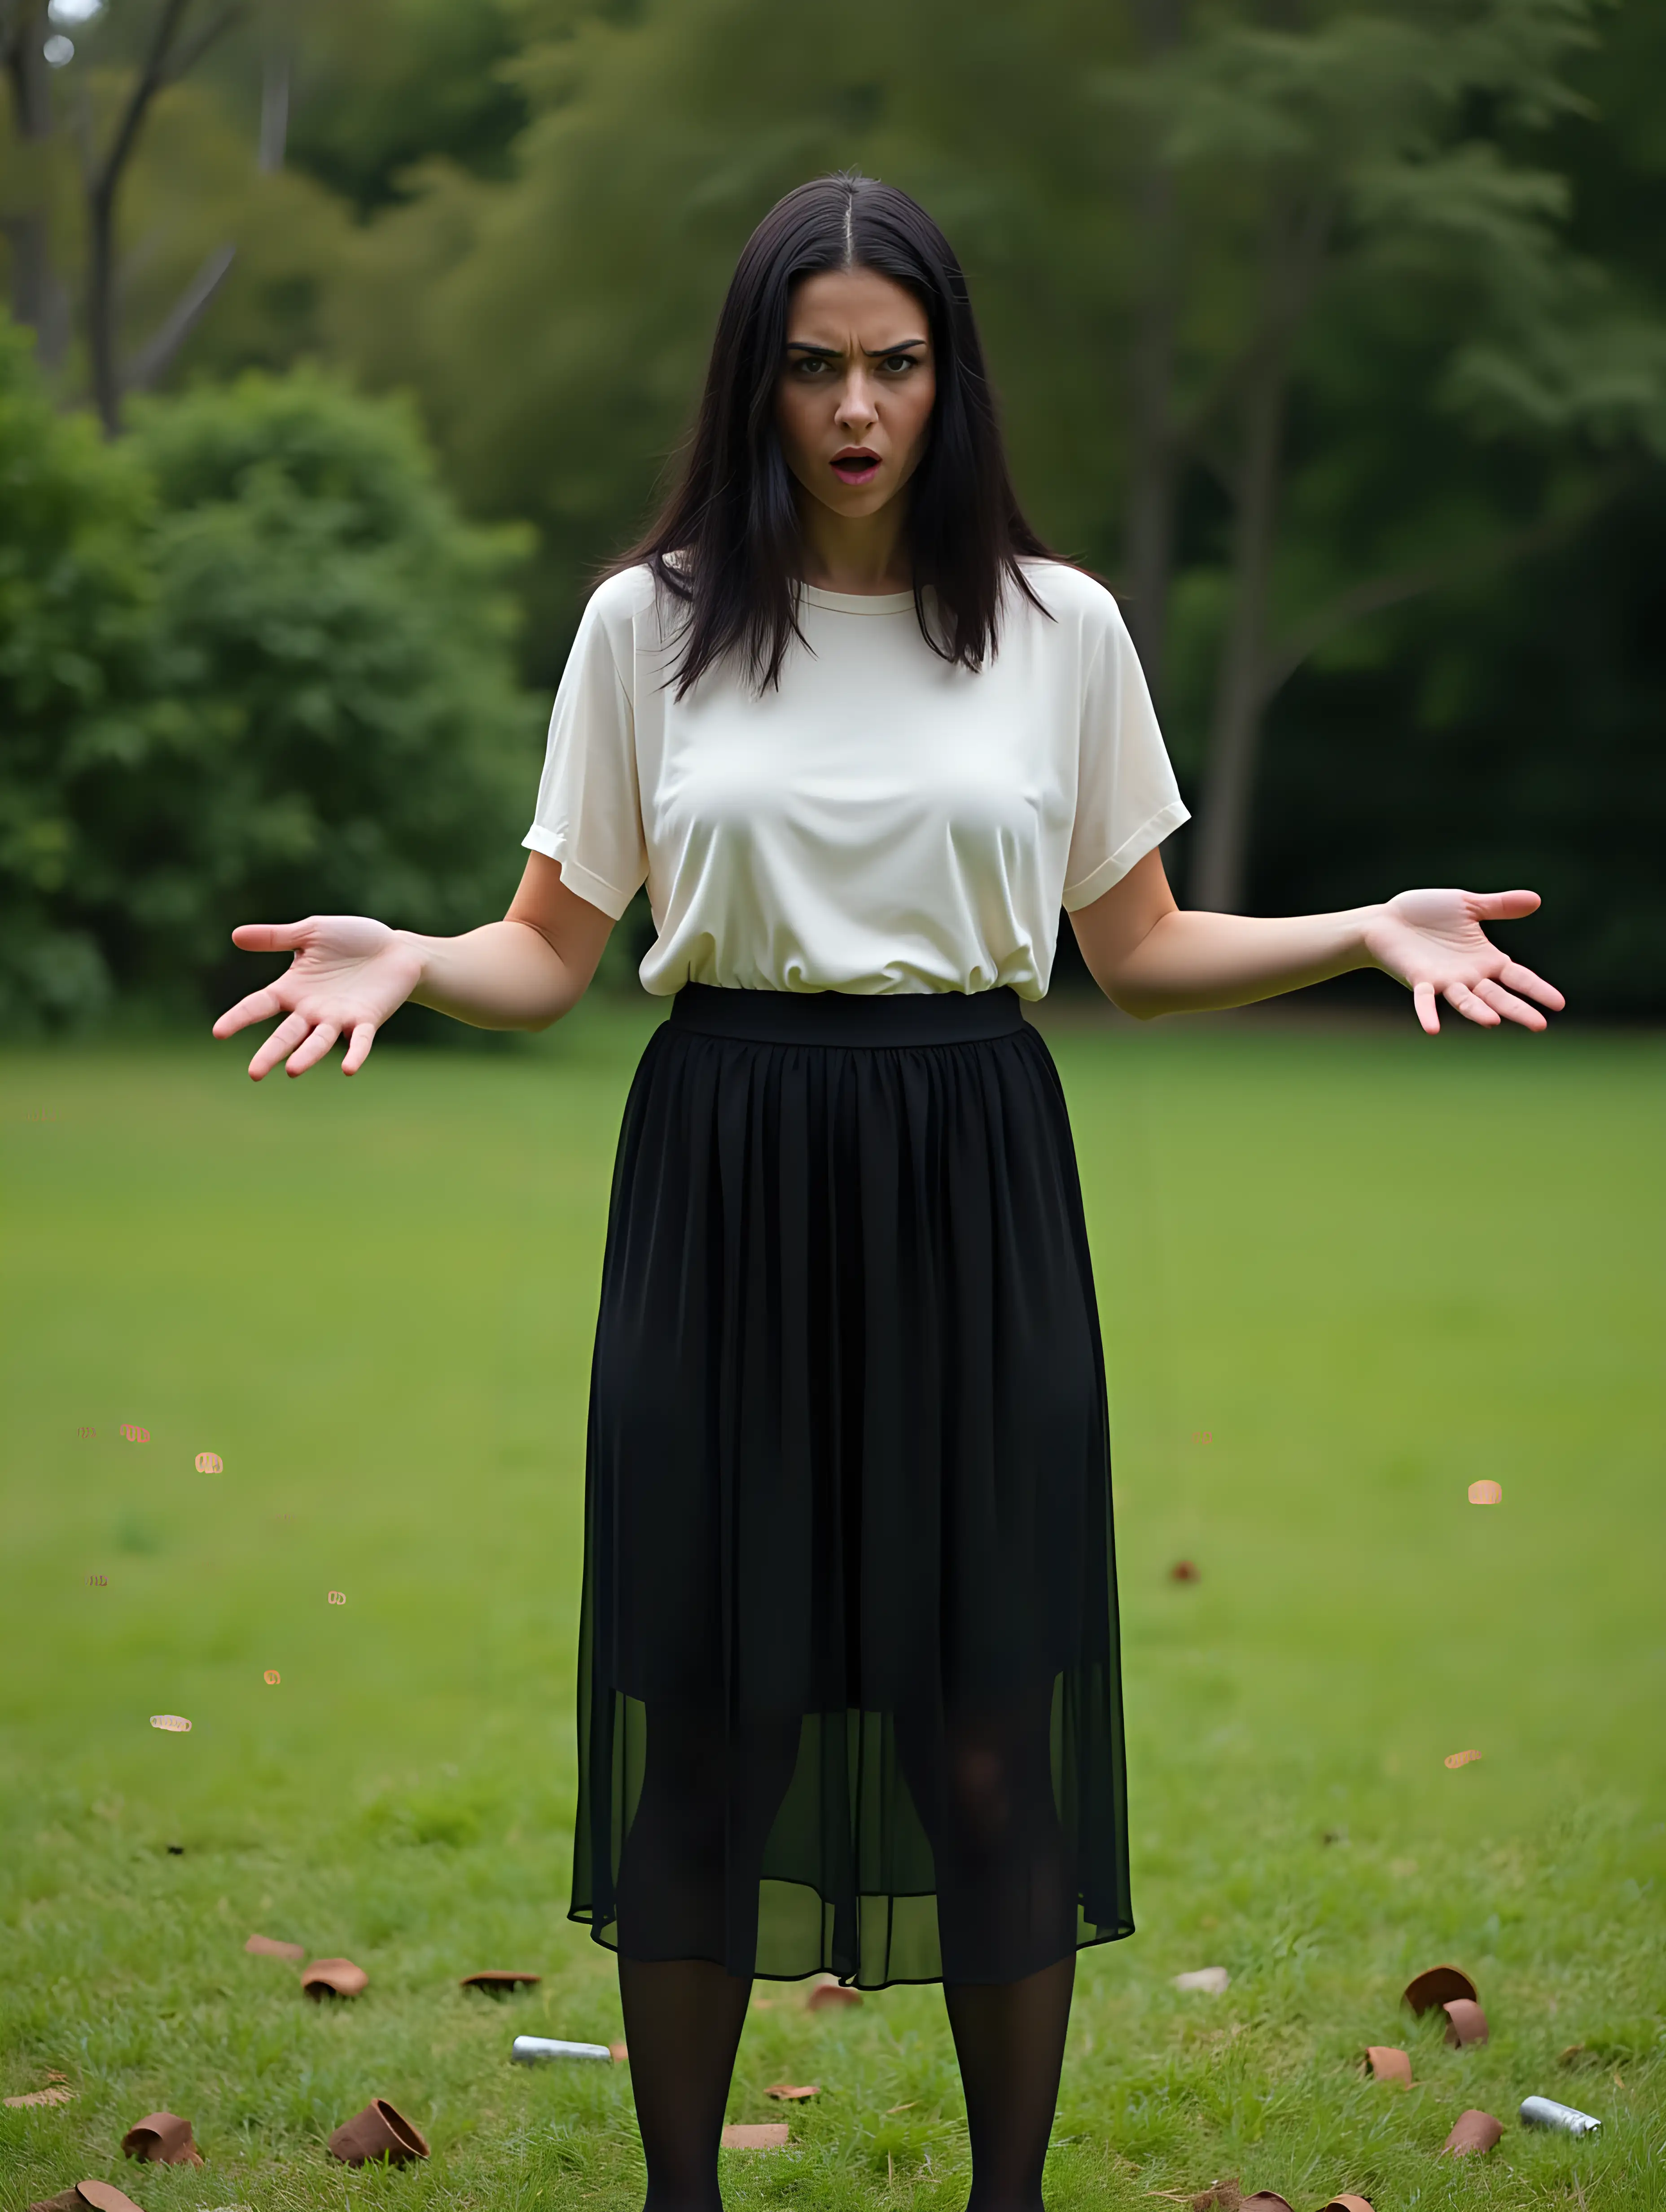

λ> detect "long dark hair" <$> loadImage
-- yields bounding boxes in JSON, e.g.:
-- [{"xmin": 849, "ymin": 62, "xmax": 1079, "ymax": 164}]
[{"xmin": 612, "ymin": 171, "xmax": 1054, "ymax": 698}]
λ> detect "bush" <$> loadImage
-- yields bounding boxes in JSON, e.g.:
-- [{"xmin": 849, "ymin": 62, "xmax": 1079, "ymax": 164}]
[
  {"xmin": 0, "ymin": 319, "xmax": 155, "ymax": 1031},
  {"xmin": 0, "ymin": 332, "xmax": 544, "ymax": 1034}
]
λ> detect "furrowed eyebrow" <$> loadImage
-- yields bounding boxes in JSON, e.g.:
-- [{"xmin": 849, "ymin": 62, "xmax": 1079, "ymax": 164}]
[{"xmin": 784, "ymin": 338, "xmax": 929, "ymax": 357}]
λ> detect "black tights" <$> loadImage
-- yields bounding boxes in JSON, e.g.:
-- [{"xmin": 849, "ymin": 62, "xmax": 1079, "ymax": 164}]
[{"xmin": 614, "ymin": 1694, "xmax": 1078, "ymax": 2212}]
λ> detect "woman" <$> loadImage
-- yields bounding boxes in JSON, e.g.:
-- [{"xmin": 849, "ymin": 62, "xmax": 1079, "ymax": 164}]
[{"xmin": 214, "ymin": 173, "xmax": 1562, "ymax": 2212}]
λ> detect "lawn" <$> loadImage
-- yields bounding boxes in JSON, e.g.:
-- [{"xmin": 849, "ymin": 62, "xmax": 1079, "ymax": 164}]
[{"xmin": 3, "ymin": 998, "xmax": 1662, "ymax": 2212}]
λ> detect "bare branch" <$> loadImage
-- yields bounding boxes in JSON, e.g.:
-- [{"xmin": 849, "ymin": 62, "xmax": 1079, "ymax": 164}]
[
  {"xmin": 1254, "ymin": 469, "xmax": 1628, "ymax": 709},
  {"xmin": 164, "ymin": 0, "xmax": 247, "ymax": 91},
  {"xmin": 91, "ymin": 0, "xmax": 193, "ymax": 205},
  {"xmin": 123, "ymin": 241, "xmax": 236, "ymax": 391}
]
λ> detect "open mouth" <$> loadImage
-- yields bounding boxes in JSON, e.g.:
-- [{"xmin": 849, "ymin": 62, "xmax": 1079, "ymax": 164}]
[{"xmin": 830, "ymin": 448, "xmax": 881, "ymax": 486}]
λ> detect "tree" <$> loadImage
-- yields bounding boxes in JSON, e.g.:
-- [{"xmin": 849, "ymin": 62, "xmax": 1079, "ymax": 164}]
[{"xmin": 1108, "ymin": 0, "xmax": 1666, "ymax": 909}]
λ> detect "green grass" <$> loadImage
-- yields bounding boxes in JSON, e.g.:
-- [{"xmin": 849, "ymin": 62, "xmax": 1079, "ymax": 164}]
[{"xmin": 3, "ymin": 1000, "xmax": 1662, "ymax": 2212}]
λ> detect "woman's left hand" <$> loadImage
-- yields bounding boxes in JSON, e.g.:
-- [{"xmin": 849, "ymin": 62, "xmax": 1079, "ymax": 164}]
[{"xmin": 1362, "ymin": 888, "xmax": 1565, "ymax": 1035}]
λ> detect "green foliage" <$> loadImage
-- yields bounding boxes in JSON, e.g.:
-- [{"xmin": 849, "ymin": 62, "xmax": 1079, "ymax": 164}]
[
  {"xmin": 0, "ymin": 337, "xmax": 542, "ymax": 1034},
  {"xmin": 0, "ymin": 317, "xmax": 155, "ymax": 1031}
]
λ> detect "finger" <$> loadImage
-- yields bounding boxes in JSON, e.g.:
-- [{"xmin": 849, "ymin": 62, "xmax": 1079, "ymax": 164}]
[
  {"xmin": 285, "ymin": 1022, "xmax": 341, "ymax": 1077},
  {"xmin": 1475, "ymin": 978, "xmax": 1546, "ymax": 1031},
  {"xmin": 212, "ymin": 987, "xmax": 285, "ymax": 1040},
  {"xmin": 247, "ymin": 1012, "xmax": 311, "ymax": 1082},
  {"xmin": 1412, "ymin": 980, "xmax": 1441, "ymax": 1036},
  {"xmin": 1498, "ymin": 960, "xmax": 1565, "ymax": 1011},
  {"xmin": 230, "ymin": 921, "xmax": 313, "ymax": 951},
  {"xmin": 342, "ymin": 1020, "xmax": 379, "ymax": 1076},
  {"xmin": 1446, "ymin": 981, "xmax": 1501, "ymax": 1027},
  {"xmin": 1465, "ymin": 888, "xmax": 1541, "ymax": 922}
]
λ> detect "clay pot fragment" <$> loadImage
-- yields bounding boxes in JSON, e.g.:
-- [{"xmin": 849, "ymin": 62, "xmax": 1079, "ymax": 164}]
[
  {"xmin": 1403, "ymin": 1964, "xmax": 1477, "ymax": 2014},
  {"xmin": 245, "ymin": 1934, "xmax": 304, "ymax": 1962},
  {"xmin": 460, "ymin": 1970, "xmax": 541, "ymax": 1993},
  {"xmin": 1189, "ymin": 2185, "xmax": 1241, "ymax": 2212},
  {"xmin": 1442, "ymin": 1997, "xmax": 1489, "ymax": 2047},
  {"xmin": 30, "ymin": 2188, "xmax": 148, "ymax": 2212},
  {"xmin": 1319, "ymin": 2198, "xmax": 1374, "ymax": 2211},
  {"xmin": 1170, "ymin": 1561, "xmax": 1201, "ymax": 1583},
  {"xmin": 6, "ymin": 2087, "xmax": 75, "ymax": 2107},
  {"xmin": 301, "ymin": 1957, "xmax": 368, "ymax": 1999},
  {"xmin": 1363, "ymin": 2045, "xmax": 1412, "ymax": 2085},
  {"xmin": 1441, "ymin": 2108, "xmax": 1503, "ymax": 2156},
  {"xmin": 1237, "ymin": 2195, "xmax": 1294, "ymax": 2211},
  {"xmin": 804, "ymin": 1980, "xmax": 861, "ymax": 2010},
  {"xmin": 120, "ymin": 2113, "xmax": 203, "ymax": 2165},
  {"xmin": 608, "ymin": 2042, "xmax": 629, "ymax": 2063},
  {"xmin": 765, "ymin": 2083, "xmax": 820, "ymax": 2099},
  {"xmin": 326, "ymin": 2098, "xmax": 430, "ymax": 2167},
  {"xmin": 720, "ymin": 2123, "xmax": 789, "ymax": 2149}
]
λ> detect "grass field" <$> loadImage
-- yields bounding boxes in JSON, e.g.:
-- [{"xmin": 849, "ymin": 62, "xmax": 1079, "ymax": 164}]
[{"xmin": 3, "ymin": 999, "xmax": 1662, "ymax": 2212}]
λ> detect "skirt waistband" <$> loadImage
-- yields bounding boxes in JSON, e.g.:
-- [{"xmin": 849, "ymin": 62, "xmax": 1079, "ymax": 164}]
[{"xmin": 667, "ymin": 983, "xmax": 1026, "ymax": 1048}]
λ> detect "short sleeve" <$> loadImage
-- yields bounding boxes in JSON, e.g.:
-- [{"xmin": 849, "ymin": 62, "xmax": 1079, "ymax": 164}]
[
  {"xmin": 1061, "ymin": 597, "xmax": 1190, "ymax": 913},
  {"xmin": 522, "ymin": 584, "xmax": 649, "ymax": 920}
]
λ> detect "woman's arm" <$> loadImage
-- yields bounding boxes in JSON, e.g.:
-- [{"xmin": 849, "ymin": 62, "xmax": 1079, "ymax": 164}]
[
  {"xmin": 214, "ymin": 853, "xmax": 617, "ymax": 1080},
  {"xmin": 1070, "ymin": 849, "xmax": 1565, "ymax": 1033}
]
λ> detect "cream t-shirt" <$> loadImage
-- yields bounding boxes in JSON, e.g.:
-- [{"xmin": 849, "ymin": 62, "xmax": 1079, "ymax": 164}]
[{"xmin": 522, "ymin": 558, "xmax": 1188, "ymax": 1000}]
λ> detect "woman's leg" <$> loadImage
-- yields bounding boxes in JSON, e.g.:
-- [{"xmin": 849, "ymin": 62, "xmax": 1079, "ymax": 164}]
[
  {"xmin": 898, "ymin": 1685, "xmax": 1080, "ymax": 2212},
  {"xmin": 614, "ymin": 1703, "xmax": 801, "ymax": 2212}
]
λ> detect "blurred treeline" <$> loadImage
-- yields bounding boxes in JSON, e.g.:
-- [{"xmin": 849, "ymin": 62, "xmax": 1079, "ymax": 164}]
[{"xmin": 2, "ymin": 0, "xmax": 1663, "ymax": 1032}]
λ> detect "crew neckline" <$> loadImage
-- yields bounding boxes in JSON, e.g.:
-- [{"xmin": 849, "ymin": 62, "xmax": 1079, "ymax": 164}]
[{"xmin": 798, "ymin": 582, "xmax": 917, "ymax": 616}]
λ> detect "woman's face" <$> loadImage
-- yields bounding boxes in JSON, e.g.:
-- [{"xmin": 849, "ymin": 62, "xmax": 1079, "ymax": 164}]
[{"xmin": 775, "ymin": 266, "xmax": 937, "ymax": 522}]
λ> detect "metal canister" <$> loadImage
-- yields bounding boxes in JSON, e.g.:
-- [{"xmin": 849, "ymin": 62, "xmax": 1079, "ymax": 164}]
[
  {"xmin": 511, "ymin": 2035, "xmax": 613, "ymax": 2064},
  {"xmin": 1520, "ymin": 2095, "xmax": 1601, "ymax": 2136}
]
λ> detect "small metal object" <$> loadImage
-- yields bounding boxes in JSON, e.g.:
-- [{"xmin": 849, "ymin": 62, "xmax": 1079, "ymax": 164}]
[
  {"xmin": 1521, "ymin": 2094, "xmax": 1600, "ymax": 2136},
  {"xmin": 511, "ymin": 2035, "xmax": 613, "ymax": 2063}
]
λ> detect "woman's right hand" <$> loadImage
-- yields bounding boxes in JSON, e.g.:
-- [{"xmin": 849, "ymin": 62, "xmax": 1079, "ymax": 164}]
[{"xmin": 212, "ymin": 915, "xmax": 428, "ymax": 1080}]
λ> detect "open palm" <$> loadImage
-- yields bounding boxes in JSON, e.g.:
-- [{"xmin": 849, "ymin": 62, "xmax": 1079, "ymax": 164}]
[
  {"xmin": 212, "ymin": 915, "xmax": 426, "ymax": 1080},
  {"xmin": 1363, "ymin": 888, "xmax": 1565, "ymax": 1035}
]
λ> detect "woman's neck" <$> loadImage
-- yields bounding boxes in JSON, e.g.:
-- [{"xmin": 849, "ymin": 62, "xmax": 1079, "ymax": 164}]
[{"xmin": 794, "ymin": 488, "xmax": 911, "ymax": 596}]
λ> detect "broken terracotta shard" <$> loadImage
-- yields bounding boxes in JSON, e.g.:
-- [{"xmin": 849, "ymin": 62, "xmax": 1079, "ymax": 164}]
[
  {"xmin": 72, "ymin": 2186, "xmax": 149, "ymax": 2212},
  {"xmin": 1188, "ymin": 2185, "xmax": 1241, "ymax": 2212},
  {"xmin": 1236, "ymin": 2195, "xmax": 1294, "ymax": 2211},
  {"xmin": 326, "ymin": 2098, "xmax": 429, "ymax": 2166},
  {"xmin": 301, "ymin": 1956, "xmax": 368, "ymax": 1999},
  {"xmin": 460, "ymin": 1969, "xmax": 543, "ymax": 1992},
  {"xmin": 244, "ymin": 1934, "xmax": 304, "ymax": 1962},
  {"xmin": 720, "ymin": 2124, "xmax": 789, "ymax": 2149},
  {"xmin": 1402, "ymin": 1964, "xmax": 1478, "ymax": 2014},
  {"xmin": 120, "ymin": 2113, "xmax": 203, "ymax": 2165},
  {"xmin": 1170, "ymin": 1560, "xmax": 1201, "ymax": 1582},
  {"xmin": 6, "ymin": 2086, "xmax": 75, "ymax": 2108},
  {"xmin": 1441, "ymin": 2108, "xmax": 1502, "ymax": 2155},
  {"xmin": 1319, "ymin": 2198, "xmax": 1374, "ymax": 2211},
  {"xmin": 1363, "ymin": 2045, "xmax": 1412, "ymax": 2085},
  {"xmin": 765, "ymin": 2084, "xmax": 820, "ymax": 2099},
  {"xmin": 1441, "ymin": 1997, "xmax": 1488, "ymax": 2046},
  {"xmin": 608, "ymin": 2042, "xmax": 629, "ymax": 2063},
  {"xmin": 804, "ymin": 1979, "xmax": 861, "ymax": 2010}
]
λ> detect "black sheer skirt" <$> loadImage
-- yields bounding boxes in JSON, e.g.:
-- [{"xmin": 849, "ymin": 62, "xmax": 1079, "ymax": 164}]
[{"xmin": 569, "ymin": 984, "xmax": 1133, "ymax": 1988}]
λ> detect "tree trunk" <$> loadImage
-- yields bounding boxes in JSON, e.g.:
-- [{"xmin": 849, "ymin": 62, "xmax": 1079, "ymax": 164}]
[
  {"xmin": 88, "ymin": 172, "xmax": 122, "ymax": 433},
  {"xmin": 1191, "ymin": 342, "xmax": 1288, "ymax": 914}
]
